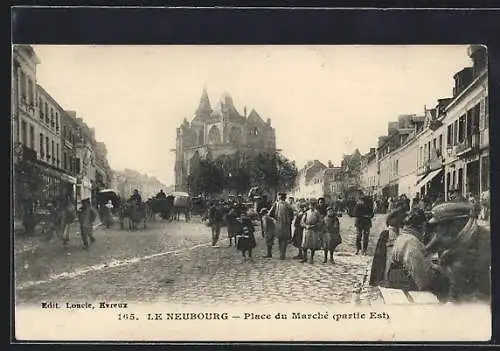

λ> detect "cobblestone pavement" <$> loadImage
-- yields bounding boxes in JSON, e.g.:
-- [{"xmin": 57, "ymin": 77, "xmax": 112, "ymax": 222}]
[{"xmin": 16, "ymin": 214, "xmax": 386, "ymax": 306}]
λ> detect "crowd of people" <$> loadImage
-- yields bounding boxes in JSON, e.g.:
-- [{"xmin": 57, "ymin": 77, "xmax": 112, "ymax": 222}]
[
  {"xmin": 369, "ymin": 192, "xmax": 490, "ymax": 303},
  {"xmin": 205, "ymin": 193, "xmax": 344, "ymax": 264}
]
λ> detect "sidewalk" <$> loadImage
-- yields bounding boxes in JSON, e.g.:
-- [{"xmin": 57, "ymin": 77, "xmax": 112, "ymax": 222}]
[{"xmin": 14, "ymin": 219, "xmax": 103, "ymax": 254}]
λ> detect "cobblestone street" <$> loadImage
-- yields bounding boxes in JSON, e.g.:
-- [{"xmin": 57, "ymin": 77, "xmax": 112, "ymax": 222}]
[{"xmin": 16, "ymin": 214, "xmax": 386, "ymax": 305}]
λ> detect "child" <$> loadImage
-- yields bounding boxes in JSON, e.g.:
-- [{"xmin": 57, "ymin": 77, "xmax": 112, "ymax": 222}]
[
  {"xmin": 236, "ymin": 212, "xmax": 256, "ymax": 260},
  {"xmin": 322, "ymin": 206, "xmax": 342, "ymax": 264}
]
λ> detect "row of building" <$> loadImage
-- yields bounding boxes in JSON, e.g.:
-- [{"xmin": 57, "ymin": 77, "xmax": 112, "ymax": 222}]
[
  {"xmin": 291, "ymin": 45, "xmax": 489, "ymax": 206},
  {"xmin": 12, "ymin": 45, "xmax": 113, "ymax": 215},
  {"xmin": 359, "ymin": 45, "xmax": 489, "ymax": 203},
  {"xmin": 111, "ymin": 169, "xmax": 170, "ymax": 200}
]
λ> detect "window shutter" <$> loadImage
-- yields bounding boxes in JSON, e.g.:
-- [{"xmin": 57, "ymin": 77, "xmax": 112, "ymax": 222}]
[{"xmin": 479, "ymin": 98, "xmax": 486, "ymax": 131}]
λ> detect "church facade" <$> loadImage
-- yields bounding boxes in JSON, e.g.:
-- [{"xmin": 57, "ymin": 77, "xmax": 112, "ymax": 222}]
[{"xmin": 174, "ymin": 88, "xmax": 276, "ymax": 191}]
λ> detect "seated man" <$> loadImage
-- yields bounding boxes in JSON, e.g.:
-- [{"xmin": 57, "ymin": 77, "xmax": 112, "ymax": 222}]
[
  {"xmin": 425, "ymin": 201, "xmax": 490, "ymax": 303},
  {"xmin": 383, "ymin": 207, "xmax": 437, "ymax": 291}
]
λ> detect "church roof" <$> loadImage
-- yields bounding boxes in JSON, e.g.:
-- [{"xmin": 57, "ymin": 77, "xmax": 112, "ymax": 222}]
[
  {"xmin": 247, "ymin": 108, "xmax": 266, "ymax": 124},
  {"xmin": 193, "ymin": 87, "xmax": 212, "ymax": 121},
  {"xmin": 213, "ymin": 92, "xmax": 246, "ymax": 123}
]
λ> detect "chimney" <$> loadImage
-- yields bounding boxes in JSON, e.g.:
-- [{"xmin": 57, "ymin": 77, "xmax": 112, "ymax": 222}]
[
  {"xmin": 468, "ymin": 45, "xmax": 488, "ymax": 78},
  {"xmin": 453, "ymin": 67, "xmax": 473, "ymax": 97},
  {"xmin": 267, "ymin": 118, "xmax": 271, "ymax": 125},
  {"xmin": 387, "ymin": 122, "xmax": 398, "ymax": 135},
  {"xmin": 370, "ymin": 148, "xmax": 376, "ymax": 154},
  {"xmin": 244, "ymin": 106, "xmax": 247, "ymax": 118}
]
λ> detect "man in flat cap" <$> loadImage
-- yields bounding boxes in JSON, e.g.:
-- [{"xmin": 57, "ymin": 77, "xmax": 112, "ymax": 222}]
[{"xmin": 425, "ymin": 201, "xmax": 491, "ymax": 302}]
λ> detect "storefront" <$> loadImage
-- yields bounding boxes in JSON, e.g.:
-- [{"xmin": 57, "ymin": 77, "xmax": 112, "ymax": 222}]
[
  {"xmin": 14, "ymin": 145, "xmax": 78, "ymax": 217},
  {"xmin": 416, "ymin": 167, "xmax": 444, "ymax": 202}
]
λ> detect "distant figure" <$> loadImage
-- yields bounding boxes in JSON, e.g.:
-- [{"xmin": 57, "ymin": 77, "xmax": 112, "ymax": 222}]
[
  {"xmin": 301, "ymin": 198, "xmax": 323, "ymax": 264},
  {"xmin": 353, "ymin": 196, "xmax": 374, "ymax": 255},
  {"xmin": 291, "ymin": 202, "xmax": 307, "ymax": 260},
  {"xmin": 236, "ymin": 212, "xmax": 256, "ymax": 260},
  {"xmin": 268, "ymin": 192, "xmax": 294, "ymax": 260},
  {"xmin": 156, "ymin": 189, "xmax": 167, "ymax": 199},
  {"xmin": 130, "ymin": 189, "xmax": 142, "ymax": 204},
  {"xmin": 207, "ymin": 202, "xmax": 224, "ymax": 248},
  {"xmin": 317, "ymin": 197, "xmax": 328, "ymax": 217},
  {"xmin": 322, "ymin": 206, "xmax": 341, "ymax": 264},
  {"xmin": 78, "ymin": 198, "xmax": 98, "ymax": 249}
]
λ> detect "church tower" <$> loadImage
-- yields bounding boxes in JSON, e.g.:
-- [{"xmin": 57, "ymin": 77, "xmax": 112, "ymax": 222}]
[{"xmin": 194, "ymin": 86, "xmax": 212, "ymax": 121}]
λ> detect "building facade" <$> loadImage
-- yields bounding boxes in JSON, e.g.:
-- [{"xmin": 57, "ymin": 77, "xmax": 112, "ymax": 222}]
[
  {"xmin": 12, "ymin": 45, "xmax": 113, "ymax": 217},
  {"xmin": 360, "ymin": 148, "xmax": 378, "ymax": 196},
  {"xmin": 174, "ymin": 88, "xmax": 276, "ymax": 191},
  {"xmin": 357, "ymin": 45, "xmax": 489, "ymax": 206},
  {"xmin": 441, "ymin": 45, "xmax": 488, "ymax": 200},
  {"xmin": 113, "ymin": 169, "xmax": 168, "ymax": 199}
]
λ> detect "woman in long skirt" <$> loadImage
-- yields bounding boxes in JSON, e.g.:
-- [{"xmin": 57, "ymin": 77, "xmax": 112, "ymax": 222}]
[
  {"xmin": 322, "ymin": 206, "xmax": 342, "ymax": 263},
  {"xmin": 291, "ymin": 203, "xmax": 307, "ymax": 260},
  {"xmin": 301, "ymin": 199, "xmax": 323, "ymax": 264}
]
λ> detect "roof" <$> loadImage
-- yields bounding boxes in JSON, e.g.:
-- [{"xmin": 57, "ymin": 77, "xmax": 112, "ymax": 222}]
[
  {"xmin": 247, "ymin": 108, "xmax": 266, "ymax": 124},
  {"xmin": 193, "ymin": 87, "xmax": 212, "ymax": 121}
]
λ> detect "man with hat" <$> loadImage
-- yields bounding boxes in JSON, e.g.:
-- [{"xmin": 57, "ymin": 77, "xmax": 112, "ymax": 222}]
[
  {"xmin": 425, "ymin": 201, "xmax": 491, "ymax": 302},
  {"xmin": 268, "ymin": 192, "xmax": 294, "ymax": 259},
  {"xmin": 352, "ymin": 196, "xmax": 375, "ymax": 255}
]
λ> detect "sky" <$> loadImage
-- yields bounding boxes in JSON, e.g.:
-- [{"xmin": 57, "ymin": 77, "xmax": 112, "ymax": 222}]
[{"xmin": 32, "ymin": 45, "xmax": 472, "ymax": 186}]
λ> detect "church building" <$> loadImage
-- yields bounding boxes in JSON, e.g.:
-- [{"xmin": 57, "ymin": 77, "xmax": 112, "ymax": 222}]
[{"xmin": 173, "ymin": 88, "xmax": 276, "ymax": 191}]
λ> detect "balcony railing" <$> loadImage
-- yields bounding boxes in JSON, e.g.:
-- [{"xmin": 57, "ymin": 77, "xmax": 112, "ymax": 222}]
[{"xmin": 417, "ymin": 155, "xmax": 443, "ymax": 176}]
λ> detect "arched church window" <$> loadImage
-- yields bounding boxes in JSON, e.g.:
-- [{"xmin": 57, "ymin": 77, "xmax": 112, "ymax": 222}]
[{"xmin": 207, "ymin": 126, "xmax": 221, "ymax": 145}]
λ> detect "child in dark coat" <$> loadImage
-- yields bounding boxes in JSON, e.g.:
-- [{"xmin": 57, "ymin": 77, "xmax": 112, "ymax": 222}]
[{"xmin": 236, "ymin": 212, "xmax": 256, "ymax": 260}]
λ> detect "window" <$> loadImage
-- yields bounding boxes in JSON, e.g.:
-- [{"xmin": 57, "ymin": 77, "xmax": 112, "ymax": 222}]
[
  {"xmin": 69, "ymin": 155, "xmax": 73, "ymax": 172},
  {"xmin": 20, "ymin": 71, "xmax": 26, "ymax": 100},
  {"xmin": 481, "ymin": 156, "xmax": 490, "ymax": 191},
  {"xmin": 56, "ymin": 143, "xmax": 60, "ymax": 165},
  {"xmin": 395, "ymin": 159, "xmax": 399, "ymax": 176},
  {"xmin": 485, "ymin": 96, "xmax": 489, "ymax": 116},
  {"xmin": 63, "ymin": 152, "xmax": 68, "ymax": 170},
  {"xmin": 27, "ymin": 79, "xmax": 34, "ymax": 105},
  {"xmin": 63, "ymin": 126, "xmax": 67, "ymax": 139},
  {"xmin": 39, "ymin": 133, "xmax": 44, "ymax": 156},
  {"xmin": 46, "ymin": 137, "xmax": 50, "ymax": 160},
  {"xmin": 458, "ymin": 115, "xmax": 466, "ymax": 143},
  {"xmin": 427, "ymin": 141, "xmax": 431, "ymax": 160},
  {"xmin": 458, "ymin": 168, "xmax": 463, "ymax": 193},
  {"xmin": 44, "ymin": 103, "xmax": 49, "ymax": 124},
  {"xmin": 39, "ymin": 98, "xmax": 44, "ymax": 119},
  {"xmin": 432, "ymin": 138, "xmax": 437, "ymax": 154},
  {"xmin": 447, "ymin": 125, "xmax": 453, "ymax": 145},
  {"xmin": 453, "ymin": 120, "xmax": 459, "ymax": 144},
  {"xmin": 446, "ymin": 172, "xmax": 451, "ymax": 189},
  {"xmin": 438, "ymin": 135, "xmax": 443, "ymax": 156},
  {"xmin": 21, "ymin": 120, "xmax": 27, "ymax": 145},
  {"xmin": 55, "ymin": 112, "xmax": 59, "ymax": 132},
  {"xmin": 51, "ymin": 140, "xmax": 55, "ymax": 163},
  {"xmin": 29, "ymin": 125, "xmax": 34, "ymax": 148},
  {"xmin": 50, "ymin": 108, "xmax": 55, "ymax": 127}
]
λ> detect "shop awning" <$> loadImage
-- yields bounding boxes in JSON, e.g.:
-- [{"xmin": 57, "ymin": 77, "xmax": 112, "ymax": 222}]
[{"xmin": 416, "ymin": 168, "xmax": 443, "ymax": 188}]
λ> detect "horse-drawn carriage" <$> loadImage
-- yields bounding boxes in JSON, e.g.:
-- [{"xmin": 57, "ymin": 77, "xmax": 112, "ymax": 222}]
[{"xmin": 98, "ymin": 189, "xmax": 147, "ymax": 231}]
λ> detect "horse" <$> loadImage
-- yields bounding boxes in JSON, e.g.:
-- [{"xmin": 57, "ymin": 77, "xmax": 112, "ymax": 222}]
[
  {"xmin": 119, "ymin": 200, "xmax": 148, "ymax": 230},
  {"xmin": 147, "ymin": 196, "xmax": 175, "ymax": 220}
]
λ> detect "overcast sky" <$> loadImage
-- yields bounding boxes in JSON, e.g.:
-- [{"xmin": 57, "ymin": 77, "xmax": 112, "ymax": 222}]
[{"xmin": 32, "ymin": 45, "xmax": 472, "ymax": 186}]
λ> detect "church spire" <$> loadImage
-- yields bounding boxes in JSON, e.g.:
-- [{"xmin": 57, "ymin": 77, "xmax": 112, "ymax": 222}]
[{"xmin": 194, "ymin": 86, "xmax": 212, "ymax": 120}]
